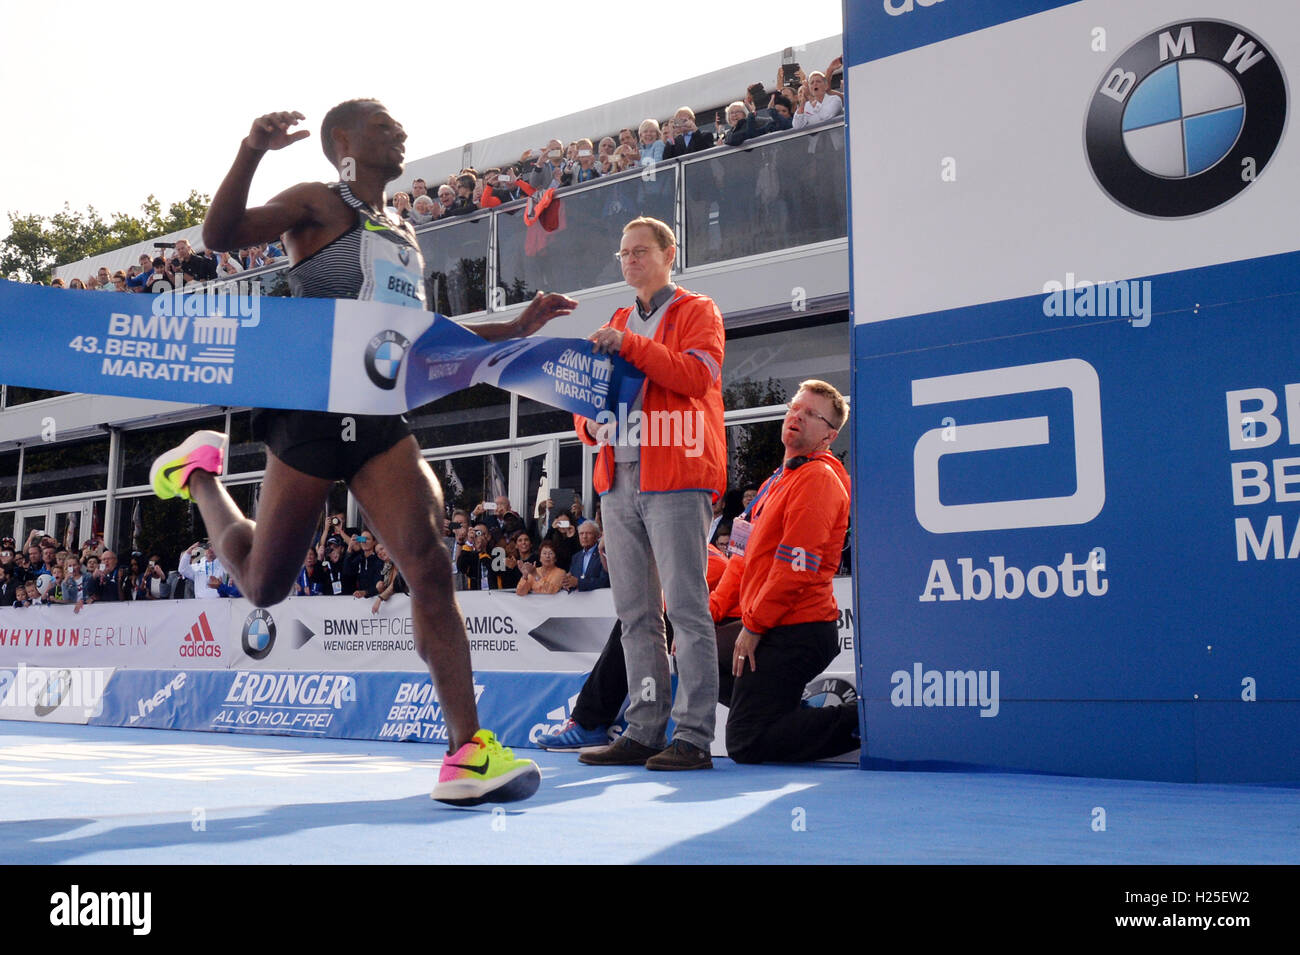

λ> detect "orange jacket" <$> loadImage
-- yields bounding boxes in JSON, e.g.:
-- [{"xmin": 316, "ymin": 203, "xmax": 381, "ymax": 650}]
[
  {"xmin": 706, "ymin": 542, "xmax": 730, "ymax": 592},
  {"xmin": 575, "ymin": 289, "xmax": 726, "ymax": 501},
  {"xmin": 709, "ymin": 451, "xmax": 850, "ymax": 633}
]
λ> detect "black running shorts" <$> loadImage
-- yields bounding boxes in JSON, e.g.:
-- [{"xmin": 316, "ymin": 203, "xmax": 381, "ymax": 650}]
[{"xmin": 250, "ymin": 409, "xmax": 412, "ymax": 482}]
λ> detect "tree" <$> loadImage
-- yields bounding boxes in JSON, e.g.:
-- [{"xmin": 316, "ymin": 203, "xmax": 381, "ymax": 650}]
[{"xmin": 1, "ymin": 190, "xmax": 211, "ymax": 283}]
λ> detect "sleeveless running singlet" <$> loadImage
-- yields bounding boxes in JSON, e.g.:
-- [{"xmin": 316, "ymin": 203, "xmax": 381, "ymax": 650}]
[{"xmin": 288, "ymin": 182, "xmax": 427, "ymax": 309}]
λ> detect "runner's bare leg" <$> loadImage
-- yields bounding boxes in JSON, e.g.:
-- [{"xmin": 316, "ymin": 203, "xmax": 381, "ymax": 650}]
[
  {"xmin": 188, "ymin": 455, "xmax": 331, "ymax": 606},
  {"xmin": 349, "ymin": 436, "xmax": 479, "ymax": 749}
]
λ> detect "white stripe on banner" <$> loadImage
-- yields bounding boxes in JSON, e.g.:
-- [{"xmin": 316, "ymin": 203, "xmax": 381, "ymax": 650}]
[{"xmin": 0, "ymin": 282, "xmax": 643, "ymax": 418}]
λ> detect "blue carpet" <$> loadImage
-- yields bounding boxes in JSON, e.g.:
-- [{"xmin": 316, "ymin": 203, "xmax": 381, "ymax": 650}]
[{"xmin": 2, "ymin": 722, "xmax": 1296, "ymax": 864}]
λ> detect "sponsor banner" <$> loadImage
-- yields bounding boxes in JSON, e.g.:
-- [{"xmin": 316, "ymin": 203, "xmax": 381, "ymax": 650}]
[
  {"xmin": 0, "ymin": 666, "xmax": 114, "ymax": 724},
  {"xmin": 0, "ymin": 600, "xmax": 234, "ymax": 668},
  {"xmin": 846, "ymin": 0, "xmax": 1300, "ymax": 780},
  {"xmin": 0, "ymin": 282, "xmax": 641, "ymax": 418},
  {"xmin": 848, "ymin": 0, "xmax": 1298, "ymax": 326},
  {"xmin": 0, "ymin": 584, "xmax": 858, "ymax": 673},
  {"xmin": 225, "ymin": 584, "xmax": 857, "ymax": 672},
  {"xmin": 89, "ymin": 667, "xmax": 590, "ymax": 749}
]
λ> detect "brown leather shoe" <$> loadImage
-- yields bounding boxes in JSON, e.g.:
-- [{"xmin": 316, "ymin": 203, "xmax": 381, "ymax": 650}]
[
  {"xmin": 645, "ymin": 739, "xmax": 713, "ymax": 771},
  {"xmin": 578, "ymin": 735, "xmax": 660, "ymax": 766}
]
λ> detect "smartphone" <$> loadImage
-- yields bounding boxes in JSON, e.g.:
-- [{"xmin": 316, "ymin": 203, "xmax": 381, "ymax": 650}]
[{"xmin": 482, "ymin": 502, "xmax": 497, "ymax": 512}]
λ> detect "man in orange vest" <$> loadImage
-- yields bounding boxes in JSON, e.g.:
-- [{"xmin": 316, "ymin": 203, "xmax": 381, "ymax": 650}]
[
  {"xmin": 710, "ymin": 380, "xmax": 858, "ymax": 763},
  {"xmin": 575, "ymin": 216, "xmax": 727, "ymax": 771}
]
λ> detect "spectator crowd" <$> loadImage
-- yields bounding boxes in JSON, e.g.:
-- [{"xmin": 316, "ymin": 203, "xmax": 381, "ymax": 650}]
[{"xmin": 33, "ymin": 54, "xmax": 842, "ymax": 290}]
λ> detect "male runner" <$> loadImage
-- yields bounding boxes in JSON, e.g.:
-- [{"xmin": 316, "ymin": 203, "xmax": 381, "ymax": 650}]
[{"xmin": 149, "ymin": 100, "xmax": 575, "ymax": 805}]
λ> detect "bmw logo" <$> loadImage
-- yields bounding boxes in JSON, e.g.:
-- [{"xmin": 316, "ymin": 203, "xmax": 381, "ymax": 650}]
[
  {"xmin": 242, "ymin": 608, "xmax": 277, "ymax": 660},
  {"xmin": 364, "ymin": 329, "xmax": 410, "ymax": 391},
  {"xmin": 33, "ymin": 669, "xmax": 74, "ymax": 717},
  {"xmin": 397, "ymin": 246, "xmax": 411, "ymax": 266},
  {"xmin": 1085, "ymin": 20, "xmax": 1287, "ymax": 218}
]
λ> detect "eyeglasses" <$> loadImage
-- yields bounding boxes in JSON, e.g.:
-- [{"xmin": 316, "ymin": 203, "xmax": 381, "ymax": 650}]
[
  {"xmin": 613, "ymin": 246, "xmax": 661, "ymax": 263},
  {"xmin": 785, "ymin": 401, "xmax": 837, "ymax": 430}
]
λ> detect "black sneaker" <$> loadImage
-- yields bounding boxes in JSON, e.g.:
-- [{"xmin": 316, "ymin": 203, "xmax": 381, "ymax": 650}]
[
  {"xmin": 578, "ymin": 735, "xmax": 660, "ymax": 766},
  {"xmin": 645, "ymin": 739, "xmax": 713, "ymax": 771}
]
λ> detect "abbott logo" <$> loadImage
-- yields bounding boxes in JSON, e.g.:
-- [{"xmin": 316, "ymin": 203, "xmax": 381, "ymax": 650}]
[{"xmin": 912, "ymin": 359, "xmax": 1105, "ymax": 533}]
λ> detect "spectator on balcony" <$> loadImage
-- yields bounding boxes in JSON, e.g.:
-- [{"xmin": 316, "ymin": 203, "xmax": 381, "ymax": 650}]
[
  {"xmin": 480, "ymin": 166, "xmax": 528, "ymax": 208},
  {"xmin": 409, "ymin": 194, "xmax": 440, "ymax": 226},
  {"xmin": 500, "ymin": 531, "xmax": 535, "ymax": 590},
  {"xmin": 723, "ymin": 101, "xmax": 767, "ymax": 147},
  {"xmin": 293, "ymin": 547, "xmax": 325, "ymax": 596},
  {"xmin": 792, "ymin": 71, "xmax": 843, "ymax": 128},
  {"xmin": 319, "ymin": 537, "xmax": 348, "ymax": 595},
  {"xmin": 446, "ymin": 510, "xmax": 471, "ymax": 590},
  {"xmin": 126, "ymin": 254, "xmax": 154, "ymax": 290},
  {"xmin": 346, "ymin": 531, "xmax": 384, "ymax": 597},
  {"xmin": 175, "ymin": 238, "xmax": 218, "ymax": 283},
  {"xmin": 68, "ymin": 277, "xmax": 86, "ymax": 289},
  {"xmin": 411, "ymin": 177, "xmax": 429, "ymax": 200},
  {"xmin": 142, "ymin": 555, "xmax": 171, "ymax": 599},
  {"xmin": 0, "ymin": 565, "xmax": 18, "ymax": 608},
  {"xmin": 619, "ymin": 127, "xmax": 638, "ymax": 151},
  {"xmin": 51, "ymin": 556, "xmax": 87, "ymax": 612},
  {"xmin": 371, "ymin": 542, "xmax": 408, "ymax": 613},
  {"xmin": 458, "ymin": 524, "xmax": 508, "ymax": 590},
  {"xmin": 544, "ymin": 510, "xmax": 579, "ymax": 571},
  {"xmin": 217, "ymin": 251, "xmax": 244, "ymax": 275},
  {"xmin": 391, "ymin": 191, "xmax": 413, "ymax": 220},
  {"xmin": 562, "ymin": 521, "xmax": 609, "ymax": 592},
  {"xmin": 598, "ymin": 136, "xmax": 617, "ymax": 164},
  {"xmin": 570, "ymin": 139, "xmax": 601, "ymax": 185},
  {"xmin": 123, "ymin": 555, "xmax": 147, "ymax": 599},
  {"xmin": 476, "ymin": 495, "xmax": 525, "ymax": 538},
  {"xmin": 515, "ymin": 540, "xmax": 567, "ymax": 595},
  {"xmin": 146, "ymin": 257, "xmax": 174, "ymax": 293},
  {"xmin": 445, "ymin": 173, "xmax": 478, "ymax": 216},
  {"xmin": 178, "ymin": 542, "xmax": 224, "ymax": 599},
  {"xmin": 638, "ymin": 119, "xmax": 665, "ymax": 166},
  {"xmin": 87, "ymin": 550, "xmax": 125, "ymax": 602},
  {"xmin": 766, "ymin": 93, "xmax": 795, "ymax": 131},
  {"xmin": 436, "ymin": 183, "xmax": 457, "ymax": 216},
  {"xmin": 96, "ymin": 266, "xmax": 112, "ymax": 288},
  {"xmin": 663, "ymin": 108, "xmax": 714, "ymax": 158},
  {"xmin": 524, "ymin": 139, "xmax": 566, "ymax": 191}
]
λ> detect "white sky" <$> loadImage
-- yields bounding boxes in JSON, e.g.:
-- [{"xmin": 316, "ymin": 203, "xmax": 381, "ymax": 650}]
[{"xmin": 0, "ymin": 0, "xmax": 842, "ymax": 243}]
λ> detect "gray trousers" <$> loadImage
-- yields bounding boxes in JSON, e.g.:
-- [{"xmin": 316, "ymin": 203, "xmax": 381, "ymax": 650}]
[{"xmin": 602, "ymin": 462, "xmax": 717, "ymax": 751}]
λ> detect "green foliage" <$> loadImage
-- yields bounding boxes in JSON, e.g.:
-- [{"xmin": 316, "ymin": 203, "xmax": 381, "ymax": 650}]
[{"xmin": 1, "ymin": 191, "xmax": 211, "ymax": 283}]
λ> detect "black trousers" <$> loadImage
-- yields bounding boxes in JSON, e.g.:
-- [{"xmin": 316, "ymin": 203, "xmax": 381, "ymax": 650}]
[
  {"xmin": 719, "ymin": 619, "xmax": 859, "ymax": 764},
  {"xmin": 570, "ymin": 616, "xmax": 673, "ymax": 729},
  {"xmin": 573, "ymin": 615, "xmax": 859, "ymax": 764}
]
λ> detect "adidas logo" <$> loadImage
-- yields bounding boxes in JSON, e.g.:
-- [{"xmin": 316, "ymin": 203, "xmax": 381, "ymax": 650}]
[
  {"xmin": 180, "ymin": 612, "xmax": 222, "ymax": 658},
  {"xmin": 529, "ymin": 693, "xmax": 581, "ymax": 743}
]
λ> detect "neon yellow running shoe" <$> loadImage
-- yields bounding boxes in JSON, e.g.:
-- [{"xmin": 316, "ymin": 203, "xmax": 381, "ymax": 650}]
[
  {"xmin": 149, "ymin": 430, "xmax": 228, "ymax": 501},
  {"xmin": 432, "ymin": 729, "xmax": 542, "ymax": 807}
]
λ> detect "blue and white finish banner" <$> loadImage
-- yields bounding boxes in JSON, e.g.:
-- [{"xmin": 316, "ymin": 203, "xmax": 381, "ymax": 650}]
[
  {"xmin": 88, "ymin": 667, "xmax": 589, "ymax": 750},
  {"xmin": 846, "ymin": 0, "xmax": 1299, "ymax": 782},
  {"xmin": 0, "ymin": 282, "xmax": 642, "ymax": 417}
]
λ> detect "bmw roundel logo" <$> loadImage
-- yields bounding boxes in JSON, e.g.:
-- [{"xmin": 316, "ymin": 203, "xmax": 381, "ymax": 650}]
[
  {"xmin": 397, "ymin": 246, "xmax": 411, "ymax": 266},
  {"xmin": 1085, "ymin": 20, "xmax": 1287, "ymax": 218},
  {"xmin": 364, "ymin": 329, "xmax": 410, "ymax": 391},
  {"xmin": 242, "ymin": 608, "xmax": 277, "ymax": 660}
]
